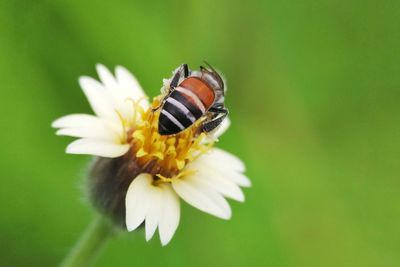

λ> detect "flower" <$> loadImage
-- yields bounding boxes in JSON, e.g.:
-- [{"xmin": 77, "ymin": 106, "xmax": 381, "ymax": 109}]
[{"xmin": 52, "ymin": 64, "xmax": 250, "ymax": 246}]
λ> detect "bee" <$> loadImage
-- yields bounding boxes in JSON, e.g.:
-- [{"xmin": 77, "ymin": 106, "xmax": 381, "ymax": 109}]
[{"xmin": 156, "ymin": 63, "xmax": 228, "ymax": 135}]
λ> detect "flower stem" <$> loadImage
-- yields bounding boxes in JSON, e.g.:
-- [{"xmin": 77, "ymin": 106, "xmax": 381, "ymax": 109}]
[{"xmin": 59, "ymin": 215, "xmax": 113, "ymax": 267}]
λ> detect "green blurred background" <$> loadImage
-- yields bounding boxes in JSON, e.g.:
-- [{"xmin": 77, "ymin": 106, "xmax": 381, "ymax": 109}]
[{"xmin": 1, "ymin": 0, "xmax": 400, "ymax": 266}]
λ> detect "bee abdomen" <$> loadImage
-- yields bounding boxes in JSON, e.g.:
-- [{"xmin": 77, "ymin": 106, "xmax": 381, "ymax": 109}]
[
  {"xmin": 170, "ymin": 90, "xmax": 204, "ymax": 118},
  {"xmin": 158, "ymin": 77, "xmax": 215, "ymax": 135},
  {"xmin": 164, "ymin": 98, "xmax": 196, "ymax": 126},
  {"xmin": 179, "ymin": 77, "xmax": 215, "ymax": 109},
  {"xmin": 158, "ymin": 109, "xmax": 185, "ymax": 135},
  {"xmin": 158, "ymin": 90, "xmax": 203, "ymax": 135}
]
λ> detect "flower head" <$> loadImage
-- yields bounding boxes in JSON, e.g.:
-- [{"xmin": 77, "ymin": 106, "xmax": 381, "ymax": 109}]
[{"xmin": 52, "ymin": 64, "xmax": 250, "ymax": 246}]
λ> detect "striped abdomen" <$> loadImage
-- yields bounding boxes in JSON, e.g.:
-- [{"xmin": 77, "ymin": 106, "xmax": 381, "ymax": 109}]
[{"xmin": 158, "ymin": 77, "xmax": 215, "ymax": 135}]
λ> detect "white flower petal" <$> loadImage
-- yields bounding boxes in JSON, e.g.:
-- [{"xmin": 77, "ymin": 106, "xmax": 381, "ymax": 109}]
[
  {"xmin": 229, "ymin": 171, "xmax": 251, "ymax": 187},
  {"xmin": 52, "ymin": 114, "xmax": 98, "ymax": 128},
  {"xmin": 126, "ymin": 175, "xmax": 180, "ymax": 245},
  {"xmin": 78, "ymin": 76, "xmax": 120, "ymax": 123},
  {"xmin": 226, "ymin": 171, "xmax": 251, "ymax": 188},
  {"xmin": 145, "ymin": 185, "xmax": 162, "ymax": 241},
  {"xmin": 53, "ymin": 114, "xmax": 119, "ymax": 141},
  {"xmin": 126, "ymin": 174, "xmax": 153, "ymax": 231},
  {"xmin": 66, "ymin": 138, "xmax": 129, "ymax": 157},
  {"xmin": 188, "ymin": 166, "xmax": 245, "ymax": 202},
  {"xmin": 96, "ymin": 64, "xmax": 128, "ymax": 110},
  {"xmin": 196, "ymin": 154, "xmax": 251, "ymax": 187},
  {"xmin": 203, "ymin": 148, "xmax": 246, "ymax": 173},
  {"xmin": 115, "ymin": 65, "xmax": 149, "ymax": 110},
  {"xmin": 94, "ymin": 65, "xmax": 136, "ymax": 124},
  {"xmin": 158, "ymin": 183, "xmax": 180, "ymax": 246},
  {"xmin": 53, "ymin": 114, "xmax": 123, "ymax": 142},
  {"xmin": 96, "ymin": 64, "xmax": 119, "ymax": 92},
  {"xmin": 56, "ymin": 127, "xmax": 117, "ymax": 142},
  {"xmin": 172, "ymin": 176, "xmax": 231, "ymax": 220}
]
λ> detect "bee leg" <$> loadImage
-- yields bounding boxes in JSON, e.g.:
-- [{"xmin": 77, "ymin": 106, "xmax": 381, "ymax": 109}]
[
  {"xmin": 170, "ymin": 64, "xmax": 189, "ymax": 89},
  {"xmin": 152, "ymin": 91, "xmax": 171, "ymax": 112},
  {"xmin": 202, "ymin": 106, "xmax": 229, "ymax": 133},
  {"xmin": 152, "ymin": 103, "xmax": 163, "ymax": 112},
  {"xmin": 183, "ymin": 63, "xmax": 189, "ymax": 77}
]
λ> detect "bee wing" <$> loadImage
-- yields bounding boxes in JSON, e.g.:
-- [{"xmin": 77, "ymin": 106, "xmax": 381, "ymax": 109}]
[{"xmin": 200, "ymin": 62, "xmax": 225, "ymax": 103}]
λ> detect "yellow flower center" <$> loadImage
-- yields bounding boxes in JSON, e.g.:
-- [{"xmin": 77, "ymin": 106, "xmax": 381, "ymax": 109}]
[{"xmin": 126, "ymin": 96, "xmax": 214, "ymax": 181}]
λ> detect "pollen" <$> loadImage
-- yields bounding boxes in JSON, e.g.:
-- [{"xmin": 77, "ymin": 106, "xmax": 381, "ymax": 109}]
[{"xmin": 127, "ymin": 96, "xmax": 213, "ymax": 181}]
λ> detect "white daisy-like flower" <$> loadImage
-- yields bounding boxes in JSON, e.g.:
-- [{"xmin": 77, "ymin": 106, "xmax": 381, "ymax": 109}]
[{"xmin": 52, "ymin": 64, "xmax": 250, "ymax": 246}]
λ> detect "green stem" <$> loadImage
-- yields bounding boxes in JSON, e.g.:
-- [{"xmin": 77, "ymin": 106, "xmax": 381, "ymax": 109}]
[{"xmin": 59, "ymin": 215, "xmax": 113, "ymax": 267}]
